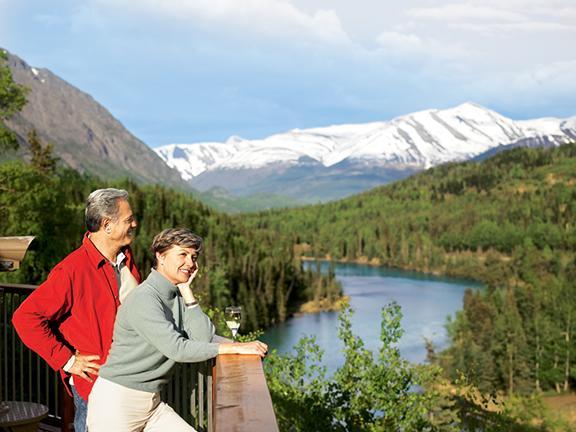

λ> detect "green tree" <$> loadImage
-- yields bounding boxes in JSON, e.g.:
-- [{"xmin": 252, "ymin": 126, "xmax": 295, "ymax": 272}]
[
  {"xmin": 265, "ymin": 303, "xmax": 460, "ymax": 431},
  {"xmin": 0, "ymin": 50, "xmax": 28, "ymax": 151},
  {"xmin": 0, "ymin": 161, "xmax": 77, "ymax": 282},
  {"xmin": 28, "ymin": 129, "xmax": 57, "ymax": 174}
]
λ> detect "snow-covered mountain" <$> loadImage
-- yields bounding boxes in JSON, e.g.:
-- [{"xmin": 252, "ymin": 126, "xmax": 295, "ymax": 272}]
[{"xmin": 155, "ymin": 103, "xmax": 576, "ymax": 202}]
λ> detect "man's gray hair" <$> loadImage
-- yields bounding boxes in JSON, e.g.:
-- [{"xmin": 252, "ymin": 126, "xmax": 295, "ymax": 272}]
[{"xmin": 85, "ymin": 188, "xmax": 129, "ymax": 232}]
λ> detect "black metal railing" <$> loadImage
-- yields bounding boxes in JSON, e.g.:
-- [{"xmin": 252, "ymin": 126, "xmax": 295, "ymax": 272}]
[
  {"xmin": 1, "ymin": 283, "xmax": 214, "ymax": 431},
  {"xmin": 0, "ymin": 283, "xmax": 62, "ymax": 428}
]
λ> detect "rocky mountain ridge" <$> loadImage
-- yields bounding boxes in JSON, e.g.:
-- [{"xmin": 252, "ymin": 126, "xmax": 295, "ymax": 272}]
[{"xmin": 2, "ymin": 50, "xmax": 185, "ymax": 187}]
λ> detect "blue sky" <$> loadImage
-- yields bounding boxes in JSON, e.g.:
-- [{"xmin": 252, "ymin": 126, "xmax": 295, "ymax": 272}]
[{"xmin": 1, "ymin": 0, "xmax": 575, "ymax": 147}]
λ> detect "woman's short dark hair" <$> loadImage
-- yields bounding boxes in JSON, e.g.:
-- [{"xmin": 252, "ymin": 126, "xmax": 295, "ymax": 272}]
[{"xmin": 151, "ymin": 228, "xmax": 204, "ymax": 269}]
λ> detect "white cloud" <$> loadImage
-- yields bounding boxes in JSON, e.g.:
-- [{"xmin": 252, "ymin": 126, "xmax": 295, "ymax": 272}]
[
  {"xmin": 84, "ymin": 0, "xmax": 352, "ymax": 45},
  {"xmin": 374, "ymin": 31, "xmax": 467, "ymax": 61},
  {"xmin": 538, "ymin": 7, "xmax": 576, "ymax": 20},
  {"xmin": 407, "ymin": 1, "xmax": 576, "ymax": 33},
  {"xmin": 462, "ymin": 58, "xmax": 576, "ymax": 116},
  {"xmin": 376, "ymin": 32, "xmax": 423, "ymax": 53},
  {"xmin": 512, "ymin": 60, "xmax": 576, "ymax": 93},
  {"xmin": 454, "ymin": 20, "xmax": 575, "ymax": 33},
  {"xmin": 481, "ymin": 0, "xmax": 574, "ymax": 10},
  {"xmin": 408, "ymin": 4, "xmax": 525, "ymax": 22},
  {"xmin": 3, "ymin": 0, "xmax": 575, "ymax": 143}
]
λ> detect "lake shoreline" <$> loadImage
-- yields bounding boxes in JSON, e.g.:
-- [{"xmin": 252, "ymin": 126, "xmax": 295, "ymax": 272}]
[
  {"xmin": 300, "ymin": 255, "xmax": 483, "ymax": 285},
  {"xmin": 296, "ymin": 255, "xmax": 481, "ymax": 319},
  {"xmin": 300, "ymin": 255, "xmax": 453, "ymax": 278},
  {"xmin": 263, "ymin": 261, "xmax": 474, "ymax": 366},
  {"xmin": 295, "ymin": 295, "xmax": 350, "ymax": 316}
]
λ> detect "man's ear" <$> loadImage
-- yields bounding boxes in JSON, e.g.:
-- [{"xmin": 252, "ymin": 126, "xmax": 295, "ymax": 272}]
[{"xmin": 102, "ymin": 218, "xmax": 112, "ymax": 234}]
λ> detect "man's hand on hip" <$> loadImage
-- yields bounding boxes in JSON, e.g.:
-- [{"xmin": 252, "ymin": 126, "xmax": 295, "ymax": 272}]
[{"xmin": 69, "ymin": 351, "xmax": 101, "ymax": 383}]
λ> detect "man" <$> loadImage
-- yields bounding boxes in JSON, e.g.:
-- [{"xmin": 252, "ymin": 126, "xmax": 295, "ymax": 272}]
[{"xmin": 13, "ymin": 188, "xmax": 141, "ymax": 432}]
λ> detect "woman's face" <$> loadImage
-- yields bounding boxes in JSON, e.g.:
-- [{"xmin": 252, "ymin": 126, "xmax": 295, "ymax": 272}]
[{"xmin": 156, "ymin": 245, "xmax": 199, "ymax": 285}]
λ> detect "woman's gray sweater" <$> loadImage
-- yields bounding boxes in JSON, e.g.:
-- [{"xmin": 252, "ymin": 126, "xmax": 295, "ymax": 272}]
[{"xmin": 99, "ymin": 269, "xmax": 220, "ymax": 393}]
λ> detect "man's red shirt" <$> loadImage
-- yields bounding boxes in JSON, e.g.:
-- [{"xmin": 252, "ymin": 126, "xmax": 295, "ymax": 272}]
[{"xmin": 12, "ymin": 233, "xmax": 141, "ymax": 401}]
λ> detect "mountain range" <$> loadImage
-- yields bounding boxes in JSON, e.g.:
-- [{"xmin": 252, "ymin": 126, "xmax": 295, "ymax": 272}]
[
  {"xmin": 3, "ymin": 49, "xmax": 575, "ymax": 208},
  {"xmin": 155, "ymin": 104, "xmax": 576, "ymax": 203}
]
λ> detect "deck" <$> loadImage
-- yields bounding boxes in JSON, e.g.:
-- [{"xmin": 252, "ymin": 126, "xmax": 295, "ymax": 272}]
[{"xmin": 0, "ymin": 283, "xmax": 278, "ymax": 432}]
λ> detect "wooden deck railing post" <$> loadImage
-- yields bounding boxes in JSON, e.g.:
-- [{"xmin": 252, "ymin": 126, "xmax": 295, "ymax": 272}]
[
  {"xmin": 211, "ymin": 358, "xmax": 217, "ymax": 432},
  {"xmin": 213, "ymin": 355, "xmax": 279, "ymax": 432}
]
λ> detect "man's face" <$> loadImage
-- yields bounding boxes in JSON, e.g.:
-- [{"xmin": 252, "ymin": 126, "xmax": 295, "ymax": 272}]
[{"xmin": 105, "ymin": 199, "xmax": 137, "ymax": 248}]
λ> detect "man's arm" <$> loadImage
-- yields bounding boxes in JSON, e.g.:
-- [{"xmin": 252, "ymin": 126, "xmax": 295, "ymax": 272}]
[{"xmin": 12, "ymin": 266, "xmax": 76, "ymax": 370}]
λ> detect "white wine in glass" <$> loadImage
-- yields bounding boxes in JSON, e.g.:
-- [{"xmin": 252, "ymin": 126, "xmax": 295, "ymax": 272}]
[{"xmin": 225, "ymin": 306, "xmax": 242, "ymax": 340}]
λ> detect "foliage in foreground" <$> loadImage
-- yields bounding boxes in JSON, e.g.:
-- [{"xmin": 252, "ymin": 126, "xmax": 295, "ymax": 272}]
[
  {"xmin": 264, "ymin": 303, "xmax": 571, "ymax": 432},
  {"xmin": 265, "ymin": 303, "xmax": 458, "ymax": 431}
]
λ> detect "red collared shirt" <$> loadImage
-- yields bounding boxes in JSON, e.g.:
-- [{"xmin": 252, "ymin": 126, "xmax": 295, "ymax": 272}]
[{"xmin": 12, "ymin": 233, "xmax": 141, "ymax": 401}]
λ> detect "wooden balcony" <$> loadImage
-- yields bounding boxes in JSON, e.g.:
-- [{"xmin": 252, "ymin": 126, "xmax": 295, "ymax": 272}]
[{"xmin": 0, "ymin": 283, "xmax": 278, "ymax": 432}]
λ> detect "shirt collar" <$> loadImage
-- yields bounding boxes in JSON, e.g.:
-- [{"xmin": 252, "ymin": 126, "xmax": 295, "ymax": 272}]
[
  {"xmin": 82, "ymin": 232, "xmax": 128, "ymax": 269},
  {"xmin": 113, "ymin": 251, "xmax": 127, "ymax": 267}
]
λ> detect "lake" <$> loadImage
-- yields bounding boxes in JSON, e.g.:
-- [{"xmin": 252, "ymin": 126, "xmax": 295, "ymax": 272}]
[{"xmin": 261, "ymin": 262, "xmax": 482, "ymax": 372}]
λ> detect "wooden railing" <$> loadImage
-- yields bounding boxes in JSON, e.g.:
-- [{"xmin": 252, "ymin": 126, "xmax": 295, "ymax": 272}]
[
  {"xmin": 0, "ymin": 283, "xmax": 278, "ymax": 431},
  {"xmin": 214, "ymin": 355, "xmax": 279, "ymax": 432}
]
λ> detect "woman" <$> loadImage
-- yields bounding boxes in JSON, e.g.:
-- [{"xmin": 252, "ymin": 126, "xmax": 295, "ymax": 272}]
[{"xmin": 87, "ymin": 228, "xmax": 267, "ymax": 431}]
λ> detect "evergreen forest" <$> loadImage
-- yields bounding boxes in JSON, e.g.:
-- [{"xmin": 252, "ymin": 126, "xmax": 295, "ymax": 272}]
[
  {"xmin": 0, "ymin": 157, "xmax": 344, "ymax": 331},
  {"xmin": 244, "ymin": 142, "xmax": 576, "ymax": 400}
]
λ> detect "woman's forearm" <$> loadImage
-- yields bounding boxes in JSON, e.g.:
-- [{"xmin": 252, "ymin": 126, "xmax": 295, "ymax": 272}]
[
  {"xmin": 217, "ymin": 341, "xmax": 268, "ymax": 357},
  {"xmin": 212, "ymin": 334, "xmax": 232, "ymax": 343}
]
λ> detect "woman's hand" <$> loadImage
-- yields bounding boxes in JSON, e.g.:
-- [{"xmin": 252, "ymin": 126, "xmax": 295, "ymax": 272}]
[
  {"xmin": 218, "ymin": 341, "xmax": 268, "ymax": 358},
  {"xmin": 177, "ymin": 268, "xmax": 199, "ymax": 304}
]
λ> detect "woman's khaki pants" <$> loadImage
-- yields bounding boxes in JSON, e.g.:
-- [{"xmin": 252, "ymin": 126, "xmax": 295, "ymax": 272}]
[{"xmin": 87, "ymin": 377, "xmax": 195, "ymax": 432}]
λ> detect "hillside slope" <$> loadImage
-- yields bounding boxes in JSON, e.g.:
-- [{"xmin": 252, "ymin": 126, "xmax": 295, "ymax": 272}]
[{"xmin": 3, "ymin": 50, "xmax": 185, "ymax": 187}]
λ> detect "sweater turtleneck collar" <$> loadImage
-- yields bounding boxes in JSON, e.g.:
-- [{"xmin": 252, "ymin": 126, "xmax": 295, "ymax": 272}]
[{"xmin": 147, "ymin": 268, "xmax": 179, "ymax": 300}]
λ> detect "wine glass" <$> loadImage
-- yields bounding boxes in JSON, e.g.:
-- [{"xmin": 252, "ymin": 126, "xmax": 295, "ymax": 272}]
[{"xmin": 225, "ymin": 306, "xmax": 242, "ymax": 341}]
